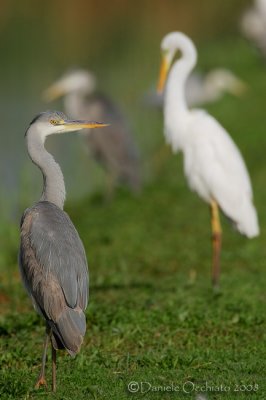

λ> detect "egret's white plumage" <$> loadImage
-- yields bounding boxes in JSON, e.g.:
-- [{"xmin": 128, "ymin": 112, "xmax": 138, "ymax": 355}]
[
  {"xmin": 182, "ymin": 111, "xmax": 257, "ymax": 236},
  {"xmin": 158, "ymin": 32, "xmax": 259, "ymax": 285}
]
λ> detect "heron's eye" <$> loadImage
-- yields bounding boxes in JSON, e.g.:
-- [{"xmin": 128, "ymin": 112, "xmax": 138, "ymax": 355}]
[{"xmin": 50, "ymin": 119, "xmax": 58, "ymax": 125}]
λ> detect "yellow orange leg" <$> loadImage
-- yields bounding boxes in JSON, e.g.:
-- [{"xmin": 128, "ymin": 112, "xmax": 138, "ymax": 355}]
[
  {"xmin": 35, "ymin": 332, "xmax": 49, "ymax": 389},
  {"xmin": 210, "ymin": 200, "xmax": 222, "ymax": 288}
]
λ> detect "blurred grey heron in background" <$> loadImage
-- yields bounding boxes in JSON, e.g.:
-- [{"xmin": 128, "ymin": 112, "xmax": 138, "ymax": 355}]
[
  {"xmin": 240, "ymin": 0, "xmax": 266, "ymax": 57},
  {"xmin": 185, "ymin": 68, "xmax": 247, "ymax": 106},
  {"xmin": 19, "ymin": 111, "xmax": 108, "ymax": 391},
  {"xmin": 43, "ymin": 69, "xmax": 141, "ymax": 195},
  {"xmin": 144, "ymin": 68, "xmax": 247, "ymax": 108}
]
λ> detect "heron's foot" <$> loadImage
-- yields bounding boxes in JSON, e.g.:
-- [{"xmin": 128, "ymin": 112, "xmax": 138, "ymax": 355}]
[{"xmin": 35, "ymin": 376, "xmax": 47, "ymax": 389}]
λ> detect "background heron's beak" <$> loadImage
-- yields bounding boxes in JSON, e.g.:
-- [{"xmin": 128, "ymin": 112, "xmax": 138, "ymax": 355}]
[
  {"xmin": 157, "ymin": 56, "xmax": 170, "ymax": 93},
  {"xmin": 61, "ymin": 120, "xmax": 110, "ymax": 132},
  {"xmin": 43, "ymin": 83, "xmax": 65, "ymax": 102},
  {"xmin": 228, "ymin": 79, "xmax": 248, "ymax": 96}
]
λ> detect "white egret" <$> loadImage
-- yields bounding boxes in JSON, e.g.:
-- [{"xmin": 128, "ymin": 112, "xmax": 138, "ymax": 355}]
[
  {"xmin": 240, "ymin": 0, "xmax": 266, "ymax": 57},
  {"xmin": 158, "ymin": 32, "xmax": 259, "ymax": 287}
]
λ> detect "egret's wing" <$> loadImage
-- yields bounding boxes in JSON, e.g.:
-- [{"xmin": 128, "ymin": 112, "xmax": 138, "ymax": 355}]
[
  {"xmin": 20, "ymin": 201, "xmax": 88, "ymax": 317},
  {"xmin": 184, "ymin": 111, "xmax": 254, "ymax": 216}
]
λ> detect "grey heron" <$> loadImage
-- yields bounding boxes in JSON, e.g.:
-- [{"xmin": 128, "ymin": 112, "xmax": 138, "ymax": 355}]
[
  {"xmin": 19, "ymin": 111, "xmax": 108, "ymax": 391},
  {"xmin": 43, "ymin": 69, "xmax": 141, "ymax": 195},
  {"xmin": 158, "ymin": 32, "xmax": 259, "ymax": 288},
  {"xmin": 185, "ymin": 68, "xmax": 247, "ymax": 106}
]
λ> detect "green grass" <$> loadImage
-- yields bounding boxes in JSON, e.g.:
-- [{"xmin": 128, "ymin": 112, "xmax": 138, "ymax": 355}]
[{"xmin": 1, "ymin": 35, "xmax": 266, "ymax": 399}]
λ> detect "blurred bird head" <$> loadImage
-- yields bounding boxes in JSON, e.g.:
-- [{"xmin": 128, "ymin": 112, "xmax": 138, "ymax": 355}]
[
  {"xmin": 43, "ymin": 69, "xmax": 97, "ymax": 102},
  {"xmin": 204, "ymin": 68, "xmax": 247, "ymax": 97},
  {"xmin": 157, "ymin": 32, "xmax": 196, "ymax": 93}
]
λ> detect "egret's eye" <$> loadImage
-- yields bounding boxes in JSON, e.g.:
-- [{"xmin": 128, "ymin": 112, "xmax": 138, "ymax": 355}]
[{"xmin": 50, "ymin": 119, "xmax": 58, "ymax": 125}]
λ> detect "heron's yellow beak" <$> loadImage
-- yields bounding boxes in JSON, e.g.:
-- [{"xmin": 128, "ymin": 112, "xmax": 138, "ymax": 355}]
[
  {"xmin": 43, "ymin": 84, "xmax": 65, "ymax": 102},
  {"xmin": 157, "ymin": 55, "xmax": 170, "ymax": 93},
  {"xmin": 61, "ymin": 119, "xmax": 110, "ymax": 131}
]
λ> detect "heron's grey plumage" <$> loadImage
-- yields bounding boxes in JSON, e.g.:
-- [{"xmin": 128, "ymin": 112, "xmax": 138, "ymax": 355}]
[
  {"xmin": 19, "ymin": 111, "xmax": 99, "ymax": 390},
  {"xmin": 44, "ymin": 69, "xmax": 141, "ymax": 193},
  {"xmin": 20, "ymin": 202, "xmax": 88, "ymax": 354},
  {"xmin": 81, "ymin": 93, "xmax": 140, "ymax": 190}
]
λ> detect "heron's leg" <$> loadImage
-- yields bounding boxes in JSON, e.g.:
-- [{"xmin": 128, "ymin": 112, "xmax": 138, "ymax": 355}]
[
  {"xmin": 153, "ymin": 144, "xmax": 171, "ymax": 175},
  {"xmin": 51, "ymin": 342, "xmax": 57, "ymax": 392},
  {"xmin": 210, "ymin": 199, "xmax": 222, "ymax": 288},
  {"xmin": 105, "ymin": 172, "xmax": 116, "ymax": 201},
  {"xmin": 35, "ymin": 330, "xmax": 50, "ymax": 389}
]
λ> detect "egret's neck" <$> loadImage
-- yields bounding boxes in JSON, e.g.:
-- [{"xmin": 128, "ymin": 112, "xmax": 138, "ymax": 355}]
[
  {"xmin": 165, "ymin": 49, "xmax": 197, "ymax": 115},
  {"xmin": 164, "ymin": 48, "xmax": 197, "ymax": 151},
  {"xmin": 26, "ymin": 127, "xmax": 66, "ymax": 209}
]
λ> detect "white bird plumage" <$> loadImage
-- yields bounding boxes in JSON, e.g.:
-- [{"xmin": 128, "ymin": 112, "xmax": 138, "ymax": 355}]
[
  {"xmin": 240, "ymin": 0, "xmax": 266, "ymax": 57},
  {"xmin": 158, "ymin": 32, "xmax": 259, "ymax": 286}
]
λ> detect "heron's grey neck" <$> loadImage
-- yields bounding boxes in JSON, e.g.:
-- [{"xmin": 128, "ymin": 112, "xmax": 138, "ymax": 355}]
[
  {"xmin": 64, "ymin": 92, "xmax": 88, "ymax": 118},
  {"xmin": 26, "ymin": 127, "xmax": 66, "ymax": 209}
]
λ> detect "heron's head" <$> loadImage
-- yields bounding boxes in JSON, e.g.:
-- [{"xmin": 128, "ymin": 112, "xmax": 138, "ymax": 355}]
[
  {"xmin": 157, "ymin": 32, "xmax": 197, "ymax": 93},
  {"xmin": 43, "ymin": 69, "xmax": 97, "ymax": 102},
  {"xmin": 204, "ymin": 69, "xmax": 247, "ymax": 97},
  {"xmin": 26, "ymin": 110, "xmax": 109, "ymax": 140}
]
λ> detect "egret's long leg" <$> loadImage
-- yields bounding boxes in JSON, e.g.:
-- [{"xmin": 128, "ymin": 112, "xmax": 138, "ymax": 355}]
[
  {"xmin": 35, "ymin": 330, "xmax": 50, "ymax": 389},
  {"xmin": 210, "ymin": 200, "xmax": 222, "ymax": 288},
  {"xmin": 51, "ymin": 342, "xmax": 57, "ymax": 392}
]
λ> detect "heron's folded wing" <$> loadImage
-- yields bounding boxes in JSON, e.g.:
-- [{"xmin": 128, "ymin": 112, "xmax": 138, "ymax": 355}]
[{"xmin": 20, "ymin": 202, "xmax": 88, "ymax": 317}]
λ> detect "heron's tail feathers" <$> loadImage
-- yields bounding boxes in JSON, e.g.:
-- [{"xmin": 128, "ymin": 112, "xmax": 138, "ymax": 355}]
[{"xmin": 50, "ymin": 307, "xmax": 86, "ymax": 356}]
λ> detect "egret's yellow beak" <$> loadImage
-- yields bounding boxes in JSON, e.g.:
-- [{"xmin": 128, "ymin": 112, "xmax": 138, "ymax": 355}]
[
  {"xmin": 59, "ymin": 119, "xmax": 110, "ymax": 132},
  {"xmin": 157, "ymin": 55, "xmax": 170, "ymax": 93},
  {"xmin": 43, "ymin": 84, "xmax": 65, "ymax": 102}
]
